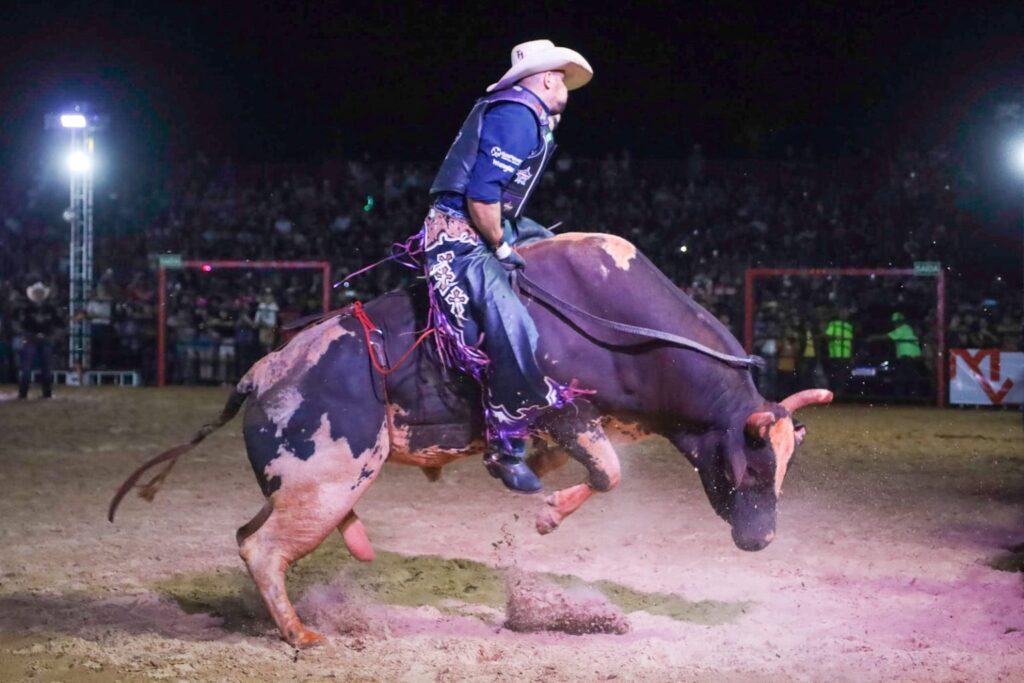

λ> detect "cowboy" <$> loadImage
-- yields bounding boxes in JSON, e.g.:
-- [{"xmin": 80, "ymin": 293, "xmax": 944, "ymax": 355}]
[
  {"xmin": 16, "ymin": 282, "xmax": 62, "ymax": 399},
  {"xmin": 422, "ymin": 39, "xmax": 593, "ymax": 493}
]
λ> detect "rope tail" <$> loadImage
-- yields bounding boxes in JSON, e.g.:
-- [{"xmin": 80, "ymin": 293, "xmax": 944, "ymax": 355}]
[{"xmin": 107, "ymin": 386, "xmax": 252, "ymax": 522}]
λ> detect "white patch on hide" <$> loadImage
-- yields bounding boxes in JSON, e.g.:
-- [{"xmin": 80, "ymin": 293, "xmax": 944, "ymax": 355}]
[
  {"xmin": 240, "ymin": 317, "xmax": 353, "ymax": 397},
  {"xmin": 263, "ymin": 386, "xmax": 304, "ymax": 437},
  {"xmin": 265, "ymin": 414, "xmax": 388, "ymax": 501}
]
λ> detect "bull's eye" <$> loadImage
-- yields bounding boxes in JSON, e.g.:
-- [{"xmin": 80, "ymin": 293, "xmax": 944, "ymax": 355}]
[{"xmin": 748, "ymin": 436, "xmax": 767, "ymax": 449}]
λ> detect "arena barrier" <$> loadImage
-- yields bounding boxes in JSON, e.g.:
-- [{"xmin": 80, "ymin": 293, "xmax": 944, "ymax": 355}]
[
  {"xmin": 31, "ymin": 369, "xmax": 142, "ymax": 387},
  {"xmin": 949, "ymin": 349, "xmax": 1023, "ymax": 406}
]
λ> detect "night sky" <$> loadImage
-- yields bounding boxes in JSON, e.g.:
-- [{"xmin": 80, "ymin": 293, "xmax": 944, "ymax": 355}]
[{"xmin": 1, "ymin": 1, "xmax": 1023, "ymax": 171}]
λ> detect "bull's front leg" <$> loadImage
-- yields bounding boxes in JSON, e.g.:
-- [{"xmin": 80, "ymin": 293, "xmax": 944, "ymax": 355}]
[{"xmin": 535, "ymin": 404, "xmax": 621, "ymax": 535}]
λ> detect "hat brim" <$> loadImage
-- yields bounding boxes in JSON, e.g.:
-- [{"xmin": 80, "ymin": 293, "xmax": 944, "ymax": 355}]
[{"xmin": 487, "ymin": 47, "xmax": 593, "ymax": 93}]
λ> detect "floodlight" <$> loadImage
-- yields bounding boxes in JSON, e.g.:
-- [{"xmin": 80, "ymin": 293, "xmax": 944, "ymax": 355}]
[
  {"xmin": 1009, "ymin": 136, "xmax": 1024, "ymax": 176},
  {"xmin": 66, "ymin": 150, "xmax": 92, "ymax": 173},
  {"xmin": 60, "ymin": 113, "xmax": 87, "ymax": 128}
]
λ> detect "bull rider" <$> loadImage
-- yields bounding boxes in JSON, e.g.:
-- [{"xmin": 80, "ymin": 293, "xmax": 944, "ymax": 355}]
[{"xmin": 421, "ymin": 39, "xmax": 593, "ymax": 493}]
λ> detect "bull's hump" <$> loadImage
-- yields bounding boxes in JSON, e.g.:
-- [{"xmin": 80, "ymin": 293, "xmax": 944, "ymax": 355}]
[
  {"xmin": 536, "ymin": 232, "xmax": 638, "ymax": 272},
  {"xmin": 523, "ymin": 231, "xmax": 746, "ymax": 358}
]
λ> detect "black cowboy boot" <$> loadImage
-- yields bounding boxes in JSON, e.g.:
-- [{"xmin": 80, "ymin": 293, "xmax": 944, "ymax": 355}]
[{"xmin": 484, "ymin": 437, "xmax": 542, "ymax": 493}]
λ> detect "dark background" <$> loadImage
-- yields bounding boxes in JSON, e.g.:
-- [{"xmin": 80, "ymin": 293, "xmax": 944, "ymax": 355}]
[
  {"xmin": 2, "ymin": 1, "xmax": 1023, "ymax": 162},
  {"xmin": 2, "ymin": 2, "xmax": 1023, "ymax": 259}
]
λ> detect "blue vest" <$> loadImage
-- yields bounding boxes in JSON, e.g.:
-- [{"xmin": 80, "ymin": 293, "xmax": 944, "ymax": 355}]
[{"xmin": 430, "ymin": 86, "xmax": 556, "ymax": 219}]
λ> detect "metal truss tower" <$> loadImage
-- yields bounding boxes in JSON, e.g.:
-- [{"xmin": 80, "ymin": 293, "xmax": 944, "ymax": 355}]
[
  {"xmin": 67, "ymin": 128, "xmax": 94, "ymax": 371},
  {"xmin": 46, "ymin": 107, "xmax": 106, "ymax": 375}
]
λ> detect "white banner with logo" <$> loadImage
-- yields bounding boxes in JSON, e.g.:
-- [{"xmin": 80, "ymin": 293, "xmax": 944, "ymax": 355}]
[{"xmin": 949, "ymin": 349, "xmax": 1024, "ymax": 406}]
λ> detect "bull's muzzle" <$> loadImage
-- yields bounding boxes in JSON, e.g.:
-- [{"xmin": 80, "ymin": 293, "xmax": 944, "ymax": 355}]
[
  {"xmin": 731, "ymin": 525, "xmax": 774, "ymax": 552},
  {"xmin": 729, "ymin": 487, "xmax": 776, "ymax": 551}
]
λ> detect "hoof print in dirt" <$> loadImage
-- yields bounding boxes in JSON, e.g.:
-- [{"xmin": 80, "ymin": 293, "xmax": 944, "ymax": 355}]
[{"xmin": 504, "ymin": 572, "xmax": 630, "ymax": 635}]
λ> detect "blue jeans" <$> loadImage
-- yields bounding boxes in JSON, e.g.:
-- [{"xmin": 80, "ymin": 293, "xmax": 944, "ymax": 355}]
[{"xmin": 18, "ymin": 335, "xmax": 54, "ymax": 398}]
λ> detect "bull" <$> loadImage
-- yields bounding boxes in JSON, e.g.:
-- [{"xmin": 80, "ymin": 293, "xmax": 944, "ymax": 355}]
[{"xmin": 110, "ymin": 232, "xmax": 831, "ymax": 647}]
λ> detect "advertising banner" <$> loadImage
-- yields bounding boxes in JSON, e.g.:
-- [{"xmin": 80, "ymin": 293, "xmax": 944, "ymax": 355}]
[{"xmin": 949, "ymin": 349, "xmax": 1023, "ymax": 406}]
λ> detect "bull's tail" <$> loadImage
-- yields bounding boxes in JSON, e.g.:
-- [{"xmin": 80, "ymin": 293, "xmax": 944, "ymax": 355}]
[{"xmin": 108, "ymin": 385, "xmax": 252, "ymax": 522}]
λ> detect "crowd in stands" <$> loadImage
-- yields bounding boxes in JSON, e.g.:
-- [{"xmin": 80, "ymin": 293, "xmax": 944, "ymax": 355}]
[{"xmin": 0, "ymin": 145, "xmax": 1020, "ymax": 397}]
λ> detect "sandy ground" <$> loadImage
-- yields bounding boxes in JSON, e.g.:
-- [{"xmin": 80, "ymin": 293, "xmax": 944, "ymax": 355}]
[{"xmin": 0, "ymin": 386, "xmax": 1022, "ymax": 682}]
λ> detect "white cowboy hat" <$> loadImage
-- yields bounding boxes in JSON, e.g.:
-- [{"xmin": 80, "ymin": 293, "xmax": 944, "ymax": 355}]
[
  {"xmin": 487, "ymin": 39, "xmax": 593, "ymax": 93},
  {"xmin": 26, "ymin": 282, "xmax": 51, "ymax": 303}
]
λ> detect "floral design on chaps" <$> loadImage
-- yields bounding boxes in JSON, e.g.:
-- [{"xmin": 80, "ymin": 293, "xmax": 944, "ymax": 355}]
[{"xmin": 428, "ymin": 251, "xmax": 469, "ymax": 321}]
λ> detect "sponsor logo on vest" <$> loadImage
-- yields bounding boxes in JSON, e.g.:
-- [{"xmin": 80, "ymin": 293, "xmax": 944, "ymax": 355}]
[
  {"xmin": 514, "ymin": 166, "xmax": 533, "ymax": 186},
  {"xmin": 491, "ymin": 158, "xmax": 516, "ymax": 174},
  {"xmin": 490, "ymin": 146, "xmax": 523, "ymax": 165}
]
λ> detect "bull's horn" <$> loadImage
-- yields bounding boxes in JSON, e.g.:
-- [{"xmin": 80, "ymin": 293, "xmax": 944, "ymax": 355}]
[
  {"xmin": 780, "ymin": 389, "xmax": 834, "ymax": 413},
  {"xmin": 745, "ymin": 411, "xmax": 775, "ymax": 440}
]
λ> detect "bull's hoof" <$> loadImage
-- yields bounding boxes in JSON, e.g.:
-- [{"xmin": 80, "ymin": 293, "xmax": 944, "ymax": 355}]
[
  {"xmin": 536, "ymin": 497, "xmax": 564, "ymax": 535},
  {"xmin": 286, "ymin": 627, "xmax": 325, "ymax": 649}
]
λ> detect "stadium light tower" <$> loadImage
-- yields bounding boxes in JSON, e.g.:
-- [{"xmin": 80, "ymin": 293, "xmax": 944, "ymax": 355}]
[
  {"xmin": 1010, "ymin": 134, "xmax": 1024, "ymax": 426},
  {"xmin": 44, "ymin": 105, "xmax": 108, "ymax": 377}
]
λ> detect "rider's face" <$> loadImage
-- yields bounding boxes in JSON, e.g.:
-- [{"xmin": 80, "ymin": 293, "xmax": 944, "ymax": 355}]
[{"xmin": 546, "ymin": 71, "xmax": 569, "ymax": 114}]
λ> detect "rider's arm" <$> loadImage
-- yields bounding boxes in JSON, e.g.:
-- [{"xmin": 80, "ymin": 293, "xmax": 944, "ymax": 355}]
[
  {"xmin": 466, "ymin": 199, "xmax": 504, "ymax": 248},
  {"xmin": 465, "ymin": 103, "xmax": 540, "ymax": 250}
]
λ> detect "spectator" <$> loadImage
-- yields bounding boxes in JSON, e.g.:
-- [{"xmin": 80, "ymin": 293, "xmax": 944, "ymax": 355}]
[
  {"xmin": 16, "ymin": 282, "xmax": 61, "ymax": 399},
  {"xmin": 254, "ymin": 289, "xmax": 280, "ymax": 354},
  {"xmin": 824, "ymin": 310, "xmax": 854, "ymax": 394}
]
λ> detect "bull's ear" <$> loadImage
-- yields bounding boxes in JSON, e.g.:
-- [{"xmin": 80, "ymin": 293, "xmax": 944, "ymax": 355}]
[
  {"xmin": 745, "ymin": 411, "xmax": 775, "ymax": 443},
  {"xmin": 794, "ymin": 420, "xmax": 807, "ymax": 446}
]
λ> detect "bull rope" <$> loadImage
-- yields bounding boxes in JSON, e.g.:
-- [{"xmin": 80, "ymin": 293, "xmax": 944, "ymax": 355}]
[
  {"xmin": 336, "ymin": 227, "xmax": 763, "ymax": 372},
  {"xmin": 351, "ymin": 301, "xmax": 434, "ymax": 377},
  {"xmin": 516, "ymin": 271, "xmax": 765, "ymax": 370}
]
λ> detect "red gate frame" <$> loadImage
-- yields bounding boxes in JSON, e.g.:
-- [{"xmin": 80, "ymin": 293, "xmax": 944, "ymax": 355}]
[
  {"xmin": 157, "ymin": 260, "xmax": 331, "ymax": 387},
  {"xmin": 743, "ymin": 267, "xmax": 947, "ymax": 407}
]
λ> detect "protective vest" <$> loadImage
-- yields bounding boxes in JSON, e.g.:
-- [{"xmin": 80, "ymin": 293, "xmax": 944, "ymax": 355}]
[
  {"xmin": 430, "ymin": 86, "xmax": 556, "ymax": 219},
  {"xmin": 825, "ymin": 320, "xmax": 853, "ymax": 359},
  {"xmin": 888, "ymin": 323, "xmax": 922, "ymax": 358}
]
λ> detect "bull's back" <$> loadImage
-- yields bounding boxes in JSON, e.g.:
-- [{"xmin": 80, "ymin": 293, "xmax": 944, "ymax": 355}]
[
  {"xmin": 521, "ymin": 232, "xmax": 747, "ymax": 358},
  {"xmin": 520, "ymin": 233, "xmax": 757, "ymax": 419}
]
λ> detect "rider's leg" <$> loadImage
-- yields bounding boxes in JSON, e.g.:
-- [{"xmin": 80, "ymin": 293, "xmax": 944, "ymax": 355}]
[
  {"xmin": 423, "ymin": 211, "xmax": 563, "ymax": 493},
  {"xmin": 473, "ymin": 255, "xmax": 564, "ymax": 493}
]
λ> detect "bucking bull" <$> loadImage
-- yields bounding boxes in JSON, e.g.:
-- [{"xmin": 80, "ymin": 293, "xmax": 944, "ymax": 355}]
[{"xmin": 110, "ymin": 232, "xmax": 832, "ymax": 647}]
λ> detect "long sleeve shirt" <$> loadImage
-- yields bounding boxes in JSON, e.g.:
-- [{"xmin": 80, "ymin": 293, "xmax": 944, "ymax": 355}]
[{"xmin": 436, "ymin": 88, "xmax": 547, "ymax": 215}]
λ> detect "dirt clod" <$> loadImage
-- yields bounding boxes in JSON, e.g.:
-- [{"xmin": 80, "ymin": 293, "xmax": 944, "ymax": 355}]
[{"xmin": 504, "ymin": 571, "xmax": 629, "ymax": 635}]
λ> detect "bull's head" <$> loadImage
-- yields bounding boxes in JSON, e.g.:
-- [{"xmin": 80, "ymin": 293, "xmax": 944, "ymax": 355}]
[{"xmin": 676, "ymin": 389, "xmax": 832, "ymax": 552}]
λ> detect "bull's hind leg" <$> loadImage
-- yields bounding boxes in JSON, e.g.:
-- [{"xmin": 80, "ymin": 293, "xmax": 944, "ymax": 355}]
[
  {"xmin": 240, "ymin": 504, "xmax": 334, "ymax": 646},
  {"xmin": 238, "ymin": 423, "xmax": 388, "ymax": 647},
  {"xmin": 535, "ymin": 406, "xmax": 622, "ymax": 535}
]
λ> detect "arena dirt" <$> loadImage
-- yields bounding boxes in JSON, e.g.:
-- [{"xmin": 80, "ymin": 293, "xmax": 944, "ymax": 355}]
[{"xmin": 1, "ymin": 386, "xmax": 1022, "ymax": 681}]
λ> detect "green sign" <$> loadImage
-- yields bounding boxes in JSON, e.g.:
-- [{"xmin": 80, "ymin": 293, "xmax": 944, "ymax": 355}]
[
  {"xmin": 158, "ymin": 254, "xmax": 183, "ymax": 268},
  {"xmin": 913, "ymin": 261, "xmax": 941, "ymax": 276}
]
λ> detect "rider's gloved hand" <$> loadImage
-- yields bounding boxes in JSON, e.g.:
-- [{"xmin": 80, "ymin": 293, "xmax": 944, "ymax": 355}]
[{"xmin": 495, "ymin": 242, "xmax": 526, "ymax": 271}]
